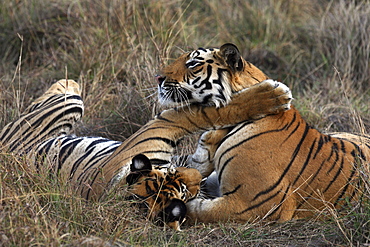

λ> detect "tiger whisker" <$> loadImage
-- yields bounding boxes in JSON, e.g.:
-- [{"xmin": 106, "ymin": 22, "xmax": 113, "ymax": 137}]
[
  {"xmin": 145, "ymin": 91, "xmax": 157, "ymax": 100},
  {"xmin": 177, "ymin": 88, "xmax": 194, "ymax": 114},
  {"xmin": 141, "ymin": 87, "xmax": 157, "ymax": 92}
]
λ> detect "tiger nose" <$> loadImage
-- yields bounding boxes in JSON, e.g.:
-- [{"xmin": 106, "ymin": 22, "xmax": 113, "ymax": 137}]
[{"xmin": 155, "ymin": 75, "xmax": 166, "ymax": 85}]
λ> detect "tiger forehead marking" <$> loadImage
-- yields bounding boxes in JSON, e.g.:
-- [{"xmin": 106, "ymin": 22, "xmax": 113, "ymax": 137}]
[
  {"xmin": 132, "ymin": 165, "xmax": 191, "ymax": 201},
  {"xmin": 158, "ymin": 47, "xmax": 233, "ymax": 108},
  {"xmin": 186, "ymin": 48, "xmax": 218, "ymax": 67}
]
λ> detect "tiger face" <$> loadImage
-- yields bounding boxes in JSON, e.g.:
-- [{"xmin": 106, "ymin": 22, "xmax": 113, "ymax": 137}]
[
  {"xmin": 157, "ymin": 44, "xmax": 268, "ymax": 107},
  {"xmin": 126, "ymin": 154, "xmax": 202, "ymax": 230}
]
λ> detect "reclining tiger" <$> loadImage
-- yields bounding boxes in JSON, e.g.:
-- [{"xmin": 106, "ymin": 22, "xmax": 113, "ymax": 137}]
[
  {"xmin": 156, "ymin": 43, "xmax": 370, "ymax": 224},
  {"xmin": 0, "ymin": 70, "xmax": 292, "ymax": 229}
]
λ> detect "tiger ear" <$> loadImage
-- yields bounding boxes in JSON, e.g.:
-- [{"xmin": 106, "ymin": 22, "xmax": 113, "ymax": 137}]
[
  {"xmin": 130, "ymin": 154, "xmax": 152, "ymax": 171},
  {"xmin": 220, "ymin": 43, "xmax": 244, "ymax": 72},
  {"xmin": 161, "ymin": 199, "xmax": 187, "ymax": 231},
  {"xmin": 127, "ymin": 154, "xmax": 152, "ymax": 185}
]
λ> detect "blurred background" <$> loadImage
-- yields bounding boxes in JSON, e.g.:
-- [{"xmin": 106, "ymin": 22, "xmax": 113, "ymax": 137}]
[{"xmin": 1, "ymin": 0, "xmax": 369, "ymax": 140}]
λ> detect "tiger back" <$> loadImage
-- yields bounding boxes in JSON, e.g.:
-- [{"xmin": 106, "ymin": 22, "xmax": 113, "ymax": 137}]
[{"xmin": 157, "ymin": 43, "xmax": 370, "ymax": 223}]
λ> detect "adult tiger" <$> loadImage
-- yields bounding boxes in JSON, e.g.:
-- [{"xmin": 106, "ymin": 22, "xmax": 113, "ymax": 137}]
[
  {"xmin": 0, "ymin": 77, "xmax": 292, "ymax": 230},
  {"xmin": 156, "ymin": 43, "xmax": 370, "ymax": 223}
]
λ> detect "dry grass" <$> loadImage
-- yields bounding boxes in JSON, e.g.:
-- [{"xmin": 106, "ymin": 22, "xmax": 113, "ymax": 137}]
[
  {"xmin": 0, "ymin": 153, "xmax": 357, "ymax": 246},
  {"xmin": 1, "ymin": 0, "xmax": 370, "ymax": 245}
]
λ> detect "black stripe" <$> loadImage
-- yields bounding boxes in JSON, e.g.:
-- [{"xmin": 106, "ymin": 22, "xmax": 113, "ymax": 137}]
[
  {"xmin": 61, "ymin": 136, "xmax": 74, "ymax": 145},
  {"xmin": 333, "ymin": 168, "xmax": 357, "ymax": 207},
  {"xmin": 47, "ymin": 123, "xmax": 73, "ymax": 135},
  {"xmin": 223, "ymin": 184, "xmax": 241, "ymax": 196},
  {"xmin": 299, "ymin": 159, "xmax": 326, "ymax": 197},
  {"xmin": 34, "ymin": 139, "xmax": 55, "ymax": 170},
  {"xmin": 3, "ymin": 102, "xmax": 59, "ymax": 145},
  {"xmin": 131, "ymin": 137, "xmax": 176, "ymax": 149},
  {"xmin": 216, "ymin": 122, "xmax": 291, "ymax": 166},
  {"xmin": 170, "ymin": 181, "xmax": 182, "ymax": 193},
  {"xmin": 326, "ymin": 145, "xmax": 339, "ymax": 175},
  {"xmin": 81, "ymin": 144, "xmax": 120, "ymax": 170},
  {"xmin": 191, "ymin": 76, "xmax": 202, "ymax": 84},
  {"xmin": 25, "ymin": 94, "xmax": 82, "ymax": 114},
  {"xmin": 292, "ymin": 138, "xmax": 317, "ymax": 186},
  {"xmin": 217, "ymin": 122, "xmax": 252, "ymax": 148},
  {"xmin": 0, "ymin": 124, "xmax": 12, "ymax": 142},
  {"xmin": 80, "ymin": 168, "xmax": 101, "ymax": 200},
  {"xmin": 37, "ymin": 138, "xmax": 56, "ymax": 157},
  {"xmin": 38, "ymin": 106, "xmax": 83, "ymax": 138},
  {"xmin": 69, "ymin": 146, "xmax": 97, "ymax": 178},
  {"xmin": 81, "ymin": 156, "xmax": 111, "ymax": 175},
  {"xmin": 238, "ymin": 189, "xmax": 282, "ymax": 215},
  {"xmin": 214, "ymin": 68, "xmax": 228, "ymax": 89},
  {"xmin": 58, "ymin": 138, "xmax": 83, "ymax": 170},
  {"xmin": 326, "ymin": 143, "xmax": 335, "ymax": 163},
  {"xmin": 85, "ymin": 138, "xmax": 114, "ymax": 151},
  {"xmin": 323, "ymin": 156, "xmax": 344, "ymax": 194},
  {"xmin": 7, "ymin": 105, "xmax": 82, "ymax": 152},
  {"xmin": 253, "ymin": 123, "xmax": 311, "ymax": 201},
  {"xmin": 282, "ymin": 121, "xmax": 300, "ymax": 144},
  {"xmin": 117, "ymin": 129, "xmax": 178, "ymax": 152},
  {"xmin": 350, "ymin": 141, "xmax": 367, "ymax": 161},
  {"xmin": 266, "ymin": 186, "xmax": 291, "ymax": 218},
  {"xmin": 313, "ymin": 135, "xmax": 325, "ymax": 159},
  {"xmin": 155, "ymin": 114, "xmax": 175, "ymax": 123},
  {"xmin": 218, "ymin": 156, "xmax": 235, "ymax": 184},
  {"xmin": 151, "ymin": 179, "xmax": 160, "ymax": 191},
  {"xmin": 339, "ymin": 140, "xmax": 346, "ymax": 153},
  {"xmin": 251, "ymin": 76, "xmax": 261, "ymax": 82},
  {"xmin": 284, "ymin": 112, "xmax": 297, "ymax": 130},
  {"xmin": 149, "ymin": 159, "xmax": 171, "ymax": 165},
  {"xmin": 141, "ymin": 150, "xmax": 172, "ymax": 155}
]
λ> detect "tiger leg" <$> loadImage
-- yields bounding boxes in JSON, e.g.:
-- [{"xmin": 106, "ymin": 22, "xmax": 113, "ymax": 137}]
[
  {"xmin": 0, "ymin": 79, "xmax": 83, "ymax": 154},
  {"xmin": 186, "ymin": 183, "xmax": 298, "ymax": 224},
  {"xmin": 187, "ymin": 129, "xmax": 229, "ymax": 177},
  {"xmin": 186, "ymin": 195, "xmax": 250, "ymax": 223},
  {"xmin": 35, "ymin": 135, "xmax": 121, "ymax": 181}
]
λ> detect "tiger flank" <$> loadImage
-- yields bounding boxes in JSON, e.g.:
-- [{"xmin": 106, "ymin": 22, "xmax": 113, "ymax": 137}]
[
  {"xmin": 0, "ymin": 75, "xmax": 292, "ymax": 230},
  {"xmin": 157, "ymin": 43, "xmax": 370, "ymax": 224}
]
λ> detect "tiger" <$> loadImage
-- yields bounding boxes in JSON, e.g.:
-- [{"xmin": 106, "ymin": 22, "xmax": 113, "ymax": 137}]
[
  {"xmin": 156, "ymin": 43, "xmax": 370, "ymax": 224},
  {"xmin": 0, "ymin": 77, "xmax": 292, "ymax": 230},
  {"xmin": 126, "ymin": 154, "xmax": 202, "ymax": 230}
]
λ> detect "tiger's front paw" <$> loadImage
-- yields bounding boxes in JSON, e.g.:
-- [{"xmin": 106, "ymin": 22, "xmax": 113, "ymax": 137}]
[
  {"xmin": 263, "ymin": 79, "xmax": 292, "ymax": 110},
  {"xmin": 236, "ymin": 79, "xmax": 293, "ymax": 119}
]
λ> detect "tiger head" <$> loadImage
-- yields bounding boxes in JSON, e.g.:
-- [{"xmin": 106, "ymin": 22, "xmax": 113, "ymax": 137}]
[
  {"xmin": 126, "ymin": 154, "xmax": 202, "ymax": 230},
  {"xmin": 157, "ymin": 43, "xmax": 269, "ymax": 107}
]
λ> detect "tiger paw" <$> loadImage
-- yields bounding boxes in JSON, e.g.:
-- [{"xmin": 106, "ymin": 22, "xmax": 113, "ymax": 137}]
[
  {"xmin": 233, "ymin": 79, "xmax": 293, "ymax": 120},
  {"xmin": 261, "ymin": 79, "xmax": 292, "ymax": 110}
]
